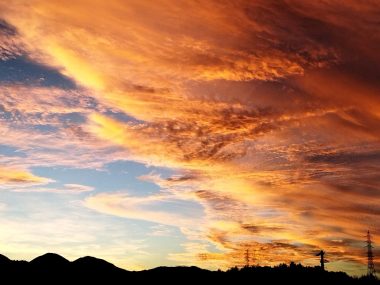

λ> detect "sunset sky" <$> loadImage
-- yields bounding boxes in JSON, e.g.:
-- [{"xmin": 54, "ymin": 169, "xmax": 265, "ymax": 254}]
[{"xmin": 0, "ymin": 0, "xmax": 380, "ymax": 276}]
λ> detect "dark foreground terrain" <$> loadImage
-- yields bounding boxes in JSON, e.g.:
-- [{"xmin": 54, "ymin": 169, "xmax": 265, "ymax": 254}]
[{"xmin": 0, "ymin": 253, "xmax": 378, "ymax": 284}]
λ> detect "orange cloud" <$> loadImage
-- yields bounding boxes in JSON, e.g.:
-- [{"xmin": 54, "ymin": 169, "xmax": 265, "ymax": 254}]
[
  {"xmin": 0, "ymin": 166, "xmax": 51, "ymax": 187},
  {"xmin": 0, "ymin": 1, "xmax": 318, "ymax": 85},
  {"xmin": 0, "ymin": 0, "xmax": 337, "ymax": 126},
  {"xmin": 1, "ymin": 0, "xmax": 380, "ymax": 275}
]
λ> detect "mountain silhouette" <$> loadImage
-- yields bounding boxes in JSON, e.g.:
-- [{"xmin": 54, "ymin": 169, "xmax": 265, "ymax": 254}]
[{"xmin": 0, "ymin": 252, "xmax": 378, "ymax": 284}]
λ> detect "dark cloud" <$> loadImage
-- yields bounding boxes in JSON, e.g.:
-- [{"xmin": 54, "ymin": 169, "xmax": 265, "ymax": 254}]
[
  {"xmin": 306, "ymin": 151, "xmax": 380, "ymax": 165},
  {"xmin": 195, "ymin": 190, "xmax": 246, "ymax": 212},
  {"xmin": 0, "ymin": 19, "xmax": 17, "ymax": 36},
  {"xmin": 0, "ymin": 19, "xmax": 21, "ymax": 60},
  {"xmin": 166, "ymin": 175, "xmax": 195, "ymax": 182},
  {"xmin": 241, "ymin": 224, "xmax": 284, "ymax": 234}
]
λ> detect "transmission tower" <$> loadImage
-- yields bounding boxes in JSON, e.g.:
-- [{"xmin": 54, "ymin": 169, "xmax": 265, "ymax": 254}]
[
  {"xmin": 245, "ymin": 248, "xmax": 250, "ymax": 267},
  {"xmin": 366, "ymin": 230, "xmax": 376, "ymax": 277}
]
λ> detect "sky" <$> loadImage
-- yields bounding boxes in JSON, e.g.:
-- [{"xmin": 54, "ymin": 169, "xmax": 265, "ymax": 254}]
[{"xmin": 0, "ymin": 0, "xmax": 379, "ymax": 276}]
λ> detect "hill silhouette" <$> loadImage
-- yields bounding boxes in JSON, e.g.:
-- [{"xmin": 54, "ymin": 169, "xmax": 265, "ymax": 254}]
[
  {"xmin": 72, "ymin": 255, "xmax": 117, "ymax": 270},
  {"xmin": 0, "ymin": 253, "xmax": 10, "ymax": 265},
  {"xmin": 29, "ymin": 252, "xmax": 70, "ymax": 276},
  {"xmin": 31, "ymin": 253, "xmax": 70, "ymax": 267},
  {"xmin": 0, "ymin": 253, "xmax": 378, "ymax": 284}
]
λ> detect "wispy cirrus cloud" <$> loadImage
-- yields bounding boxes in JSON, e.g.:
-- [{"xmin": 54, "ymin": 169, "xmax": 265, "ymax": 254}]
[
  {"xmin": 13, "ymin": 183, "xmax": 94, "ymax": 194},
  {"xmin": 0, "ymin": 84, "xmax": 132, "ymax": 170},
  {"xmin": 85, "ymin": 191, "xmax": 204, "ymax": 228}
]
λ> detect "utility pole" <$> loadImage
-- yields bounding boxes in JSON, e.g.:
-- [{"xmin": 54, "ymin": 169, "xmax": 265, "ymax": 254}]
[
  {"xmin": 316, "ymin": 250, "xmax": 326, "ymax": 271},
  {"xmin": 366, "ymin": 230, "xmax": 376, "ymax": 277}
]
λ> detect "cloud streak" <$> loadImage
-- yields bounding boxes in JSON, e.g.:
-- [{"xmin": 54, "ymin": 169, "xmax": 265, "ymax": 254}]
[{"xmin": 13, "ymin": 183, "xmax": 94, "ymax": 194}]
